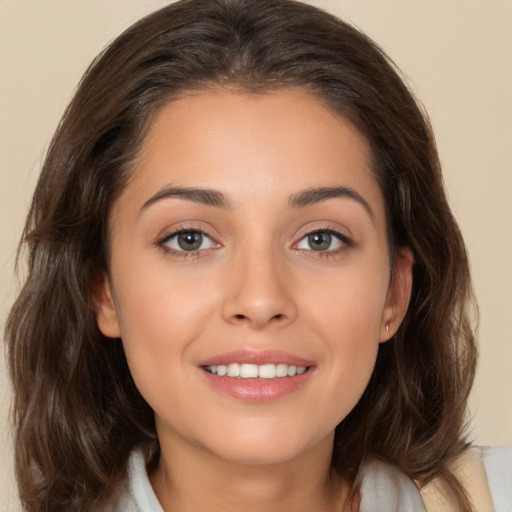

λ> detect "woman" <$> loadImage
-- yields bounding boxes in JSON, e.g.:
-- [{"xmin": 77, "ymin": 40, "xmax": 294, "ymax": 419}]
[{"xmin": 5, "ymin": 0, "xmax": 510, "ymax": 510}]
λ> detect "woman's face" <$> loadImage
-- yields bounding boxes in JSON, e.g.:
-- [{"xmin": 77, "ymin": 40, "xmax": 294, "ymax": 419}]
[{"xmin": 96, "ymin": 89, "xmax": 412, "ymax": 466}]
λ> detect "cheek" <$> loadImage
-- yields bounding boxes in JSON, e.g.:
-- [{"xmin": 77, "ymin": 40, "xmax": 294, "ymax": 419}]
[
  {"xmin": 110, "ymin": 265, "xmax": 219, "ymax": 393},
  {"xmin": 114, "ymin": 259, "xmax": 217, "ymax": 334},
  {"xmin": 298, "ymin": 264, "xmax": 388, "ymax": 415},
  {"xmin": 302, "ymin": 260, "xmax": 389, "ymax": 343}
]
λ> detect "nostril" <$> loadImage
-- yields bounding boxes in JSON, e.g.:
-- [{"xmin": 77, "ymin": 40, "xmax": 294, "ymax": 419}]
[{"xmin": 235, "ymin": 314, "xmax": 246, "ymax": 320}]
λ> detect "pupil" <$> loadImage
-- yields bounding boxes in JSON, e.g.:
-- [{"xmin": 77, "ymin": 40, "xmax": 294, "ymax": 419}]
[
  {"xmin": 309, "ymin": 232, "xmax": 331, "ymax": 251},
  {"xmin": 178, "ymin": 232, "xmax": 202, "ymax": 251}
]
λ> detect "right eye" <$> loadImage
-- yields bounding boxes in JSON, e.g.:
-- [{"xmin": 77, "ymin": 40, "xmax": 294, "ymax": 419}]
[
  {"xmin": 159, "ymin": 230, "xmax": 216, "ymax": 253},
  {"xmin": 295, "ymin": 229, "xmax": 351, "ymax": 254}
]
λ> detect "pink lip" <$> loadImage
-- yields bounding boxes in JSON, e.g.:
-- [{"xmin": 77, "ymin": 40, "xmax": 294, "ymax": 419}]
[
  {"xmin": 197, "ymin": 349, "xmax": 316, "ymax": 403},
  {"xmin": 198, "ymin": 349, "xmax": 315, "ymax": 367}
]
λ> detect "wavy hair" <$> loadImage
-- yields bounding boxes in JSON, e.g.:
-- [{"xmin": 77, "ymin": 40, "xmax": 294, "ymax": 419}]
[{"xmin": 5, "ymin": 0, "xmax": 477, "ymax": 510}]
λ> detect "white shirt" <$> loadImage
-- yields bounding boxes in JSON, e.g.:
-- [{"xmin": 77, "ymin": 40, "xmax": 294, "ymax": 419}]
[{"xmin": 116, "ymin": 446, "xmax": 512, "ymax": 511}]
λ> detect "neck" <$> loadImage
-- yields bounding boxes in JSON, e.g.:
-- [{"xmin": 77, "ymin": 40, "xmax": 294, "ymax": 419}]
[{"xmin": 149, "ymin": 432, "xmax": 357, "ymax": 512}]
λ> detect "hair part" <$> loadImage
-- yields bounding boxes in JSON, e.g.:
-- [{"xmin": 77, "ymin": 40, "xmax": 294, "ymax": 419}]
[{"xmin": 6, "ymin": 0, "xmax": 477, "ymax": 510}]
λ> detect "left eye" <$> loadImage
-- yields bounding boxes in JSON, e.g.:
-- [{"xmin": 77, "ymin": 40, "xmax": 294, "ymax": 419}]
[
  {"xmin": 163, "ymin": 231, "xmax": 215, "ymax": 252},
  {"xmin": 296, "ymin": 231, "xmax": 345, "ymax": 252}
]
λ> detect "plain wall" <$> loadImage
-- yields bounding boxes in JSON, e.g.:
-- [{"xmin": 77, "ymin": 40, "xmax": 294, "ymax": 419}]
[{"xmin": 1, "ymin": 1, "xmax": 511, "ymax": 509}]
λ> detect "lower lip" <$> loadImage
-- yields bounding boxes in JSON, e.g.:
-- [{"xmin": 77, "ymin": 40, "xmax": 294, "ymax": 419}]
[{"xmin": 200, "ymin": 368, "xmax": 314, "ymax": 403}]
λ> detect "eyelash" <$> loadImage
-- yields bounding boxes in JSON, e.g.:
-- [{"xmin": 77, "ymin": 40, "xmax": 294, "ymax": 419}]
[
  {"xmin": 293, "ymin": 227, "xmax": 352, "ymax": 259},
  {"xmin": 156, "ymin": 226, "xmax": 218, "ymax": 259},
  {"xmin": 155, "ymin": 226, "xmax": 352, "ymax": 259}
]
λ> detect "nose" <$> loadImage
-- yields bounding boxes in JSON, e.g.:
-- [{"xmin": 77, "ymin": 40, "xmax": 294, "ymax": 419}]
[{"xmin": 221, "ymin": 247, "xmax": 298, "ymax": 330}]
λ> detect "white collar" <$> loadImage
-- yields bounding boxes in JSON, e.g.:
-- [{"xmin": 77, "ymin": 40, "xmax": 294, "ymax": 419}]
[{"xmin": 120, "ymin": 449, "xmax": 425, "ymax": 512}]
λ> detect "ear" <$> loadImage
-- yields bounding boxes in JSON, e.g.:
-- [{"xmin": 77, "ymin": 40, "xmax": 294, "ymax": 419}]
[
  {"xmin": 379, "ymin": 247, "xmax": 414, "ymax": 342},
  {"xmin": 91, "ymin": 272, "xmax": 121, "ymax": 339}
]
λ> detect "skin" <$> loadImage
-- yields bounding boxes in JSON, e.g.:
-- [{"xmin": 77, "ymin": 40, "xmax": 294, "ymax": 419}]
[{"xmin": 95, "ymin": 89, "xmax": 413, "ymax": 512}]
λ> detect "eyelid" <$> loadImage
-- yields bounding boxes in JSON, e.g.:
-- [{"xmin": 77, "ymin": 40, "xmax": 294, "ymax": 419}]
[
  {"xmin": 165, "ymin": 230, "xmax": 215, "ymax": 251},
  {"xmin": 294, "ymin": 223, "xmax": 352, "ymax": 243},
  {"xmin": 155, "ymin": 223, "xmax": 221, "ymax": 256},
  {"xmin": 292, "ymin": 224, "xmax": 353, "ymax": 254}
]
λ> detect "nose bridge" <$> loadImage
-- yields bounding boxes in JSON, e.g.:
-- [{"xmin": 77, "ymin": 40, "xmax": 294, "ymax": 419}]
[{"xmin": 222, "ymin": 235, "xmax": 297, "ymax": 329}]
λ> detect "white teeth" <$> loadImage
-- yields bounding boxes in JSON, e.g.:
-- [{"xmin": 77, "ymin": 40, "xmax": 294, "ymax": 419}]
[
  {"xmin": 259, "ymin": 364, "xmax": 276, "ymax": 379},
  {"xmin": 275, "ymin": 363, "xmax": 288, "ymax": 377},
  {"xmin": 287, "ymin": 365, "xmax": 297, "ymax": 376},
  {"xmin": 206, "ymin": 363, "xmax": 308, "ymax": 379},
  {"xmin": 227, "ymin": 363, "xmax": 240, "ymax": 377},
  {"xmin": 240, "ymin": 364, "xmax": 259, "ymax": 378}
]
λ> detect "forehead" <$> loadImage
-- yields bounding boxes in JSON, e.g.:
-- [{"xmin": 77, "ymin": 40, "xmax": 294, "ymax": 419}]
[{"xmin": 121, "ymin": 89, "xmax": 385, "ymax": 224}]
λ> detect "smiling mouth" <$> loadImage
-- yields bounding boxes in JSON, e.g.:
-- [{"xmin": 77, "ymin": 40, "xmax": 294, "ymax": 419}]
[
  {"xmin": 200, "ymin": 355, "xmax": 315, "ymax": 402},
  {"xmin": 203, "ymin": 363, "xmax": 310, "ymax": 379}
]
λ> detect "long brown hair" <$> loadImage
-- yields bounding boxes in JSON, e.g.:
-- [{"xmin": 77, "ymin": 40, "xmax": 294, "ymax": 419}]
[{"xmin": 5, "ymin": 0, "xmax": 477, "ymax": 510}]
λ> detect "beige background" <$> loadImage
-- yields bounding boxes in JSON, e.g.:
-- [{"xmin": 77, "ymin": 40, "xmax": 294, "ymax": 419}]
[{"xmin": 1, "ymin": 1, "xmax": 511, "ymax": 509}]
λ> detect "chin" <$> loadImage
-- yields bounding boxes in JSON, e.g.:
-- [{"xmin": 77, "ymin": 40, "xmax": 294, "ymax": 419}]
[
  {"xmin": 196, "ymin": 421, "xmax": 334, "ymax": 467},
  {"xmin": 214, "ymin": 444, "xmax": 310, "ymax": 467}
]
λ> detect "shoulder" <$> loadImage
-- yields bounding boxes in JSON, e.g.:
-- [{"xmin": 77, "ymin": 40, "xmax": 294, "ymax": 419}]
[
  {"xmin": 417, "ymin": 445, "xmax": 512, "ymax": 512},
  {"xmin": 113, "ymin": 450, "xmax": 164, "ymax": 512},
  {"xmin": 480, "ymin": 445, "xmax": 512, "ymax": 512},
  {"xmin": 359, "ymin": 446, "xmax": 512, "ymax": 512},
  {"xmin": 359, "ymin": 458, "xmax": 426, "ymax": 512}
]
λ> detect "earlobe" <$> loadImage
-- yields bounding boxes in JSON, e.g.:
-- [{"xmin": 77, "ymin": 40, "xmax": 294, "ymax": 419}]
[
  {"xmin": 91, "ymin": 272, "xmax": 121, "ymax": 339},
  {"xmin": 379, "ymin": 247, "xmax": 414, "ymax": 342}
]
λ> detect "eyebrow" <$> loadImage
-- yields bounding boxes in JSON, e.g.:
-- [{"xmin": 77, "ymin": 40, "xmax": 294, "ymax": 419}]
[
  {"xmin": 289, "ymin": 186, "xmax": 374, "ymax": 219},
  {"xmin": 140, "ymin": 185, "xmax": 233, "ymax": 212},
  {"xmin": 140, "ymin": 184, "xmax": 373, "ymax": 219}
]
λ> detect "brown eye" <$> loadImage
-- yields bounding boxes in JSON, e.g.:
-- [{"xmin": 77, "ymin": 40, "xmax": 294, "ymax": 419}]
[
  {"xmin": 296, "ymin": 229, "xmax": 349, "ymax": 253},
  {"xmin": 308, "ymin": 232, "xmax": 332, "ymax": 251},
  {"xmin": 177, "ymin": 232, "xmax": 204, "ymax": 251},
  {"xmin": 161, "ymin": 230, "xmax": 215, "ymax": 252}
]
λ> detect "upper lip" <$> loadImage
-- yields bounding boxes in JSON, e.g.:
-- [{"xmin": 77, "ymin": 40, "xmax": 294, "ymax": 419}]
[{"xmin": 198, "ymin": 349, "xmax": 315, "ymax": 367}]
